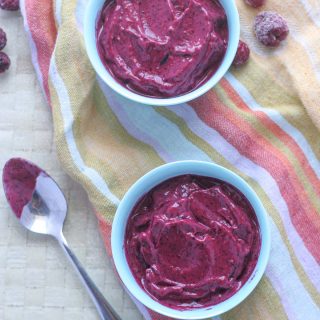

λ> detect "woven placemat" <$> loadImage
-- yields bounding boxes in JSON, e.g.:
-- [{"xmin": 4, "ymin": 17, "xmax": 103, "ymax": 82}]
[{"xmin": 0, "ymin": 10, "xmax": 142, "ymax": 320}]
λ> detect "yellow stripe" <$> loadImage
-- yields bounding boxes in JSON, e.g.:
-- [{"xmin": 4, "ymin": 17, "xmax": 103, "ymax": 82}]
[{"xmin": 222, "ymin": 277, "xmax": 288, "ymax": 320}]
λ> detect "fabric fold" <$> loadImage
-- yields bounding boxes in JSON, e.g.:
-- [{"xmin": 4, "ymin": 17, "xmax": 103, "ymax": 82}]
[{"xmin": 21, "ymin": 0, "xmax": 320, "ymax": 319}]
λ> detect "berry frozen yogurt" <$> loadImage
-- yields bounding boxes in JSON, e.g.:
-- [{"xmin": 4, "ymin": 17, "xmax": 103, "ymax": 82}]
[
  {"xmin": 125, "ymin": 175, "xmax": 261, "ymax": 310},
  {"xmin": 97, "ymin": 0, "xmax": 228, "ymax": 97}
]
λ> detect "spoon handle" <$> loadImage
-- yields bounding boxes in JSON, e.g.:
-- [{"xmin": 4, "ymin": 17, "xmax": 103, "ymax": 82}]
[{"xmin": 57, "ymin": 234, "xmax": 121, "ymax": 320}]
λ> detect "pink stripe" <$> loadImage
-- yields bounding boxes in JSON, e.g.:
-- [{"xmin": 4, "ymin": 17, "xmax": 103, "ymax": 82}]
[
  {"xmin": 23, "ymin": 0, "xmax": 57, "ymax": 104},
  {"xmin": 20, "ymin": 0, "xmax": 46, "ymax": 98}
]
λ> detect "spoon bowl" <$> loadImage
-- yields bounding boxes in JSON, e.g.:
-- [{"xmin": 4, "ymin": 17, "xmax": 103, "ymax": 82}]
[{"xmin": 19, "ymin": 172, "xmax": 67, "ymax": 237}]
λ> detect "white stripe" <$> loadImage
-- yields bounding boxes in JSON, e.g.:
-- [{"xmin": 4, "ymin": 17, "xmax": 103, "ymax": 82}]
[
  {"xmin": 225, "ymin": 73, "xmax": 320, "ymax": 178},
  {"xmin": 55, "ymin": 0, "xmax": 62, "ymax": 27},
  {"xmin": 97, "ymin": 78, "xmax": 172, "ymax": 161},
  {"xmin": 20, "ymin": 0, "xmax": 47, "ymax": 99},
  {"xmin": 267, "ymin": 219, "xmax": 320, "ymax": 320},
  {"xmin": 299, "ymin": 0, "xmax": 320, "ymax": 28},
  {"xmin": 49, "ymin": 58, "xmax": 120, "ymax": 206},
  {"xmin": 75, "ymin": 0, "xmax": 88, "ymax": 34}
]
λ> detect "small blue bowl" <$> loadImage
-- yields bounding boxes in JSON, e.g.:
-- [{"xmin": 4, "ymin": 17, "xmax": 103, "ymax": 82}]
[
  {"xmin": 112, "ymin": 161, "xmax": 271, "ymax": 319},
  {"xmin": 84, "ymin": 0, "xmax": 240, "ymax": 106}
]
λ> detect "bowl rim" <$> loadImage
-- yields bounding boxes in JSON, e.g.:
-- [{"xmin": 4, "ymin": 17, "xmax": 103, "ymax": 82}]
[
  {"xmin": 111, "ymin": 161, "xmax": 271, "ymax": 319},
  {"xmin": 84, "ymin": 0, "xmax": 240, "ymax": 106}
]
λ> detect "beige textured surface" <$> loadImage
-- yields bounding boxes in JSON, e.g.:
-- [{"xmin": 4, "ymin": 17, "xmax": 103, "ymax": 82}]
[{"xmin": 0, "ymin": 10, "xmax": 142, "ymax": 320}]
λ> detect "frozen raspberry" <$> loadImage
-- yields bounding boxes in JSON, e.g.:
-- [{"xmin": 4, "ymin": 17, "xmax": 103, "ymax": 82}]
[
  {"xmin": 0, "ymin": 52, "xmax": 10, "ymax": 73},
  {"xmin": 233, "ymin": 40, "xmax": 250, "ymax": 67},
  {"xmin": 0, "ymin": 0, "xmax": 19, "ymax": 11},
  {"xmin": 254, "ymin": 11, "xmax": 289, "ymax": 47},
  {"xmin": 0, "ymin": 28, "xmax": 6, "ymax": 50},
  {"xmin": 245, "ymin": 0, "xmax": 265, "ymax": 8}
]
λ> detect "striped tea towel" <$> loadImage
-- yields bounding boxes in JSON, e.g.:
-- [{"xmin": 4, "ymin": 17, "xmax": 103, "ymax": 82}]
[{"xmin": 20, "ymin": 0, "xmax": 320, "ymax": 319}]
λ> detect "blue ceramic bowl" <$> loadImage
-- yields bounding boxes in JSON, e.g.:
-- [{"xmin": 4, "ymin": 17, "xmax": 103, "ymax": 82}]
[
  {"xmin": 84, "ymin": 0, "xmax": 240, "ymax": 106},
  {"xmin": 112, "ymin": 161, "xmax": 271, "ymax": 319}
]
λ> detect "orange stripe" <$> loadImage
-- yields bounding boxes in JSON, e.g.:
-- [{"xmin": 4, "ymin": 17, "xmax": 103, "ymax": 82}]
[
  {"xmin": 221, "ymin": 78, "xmax": 320, "ymax": 198},
  {"xmin": 25, "ymin": 0, "xmax": 57, "ymax": 103},
  {"xmin": 190, "ymin": 92, "xmax": 320, "ymax": 262},
  {"xmin": 97, "ymin": 213, "xmax": 112, "ymax": 256}
]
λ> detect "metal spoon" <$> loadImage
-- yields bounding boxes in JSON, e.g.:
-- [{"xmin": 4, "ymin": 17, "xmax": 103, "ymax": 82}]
[{"xmin": 2, "ymin": 158, "xmax": 121, "ymax": 320}]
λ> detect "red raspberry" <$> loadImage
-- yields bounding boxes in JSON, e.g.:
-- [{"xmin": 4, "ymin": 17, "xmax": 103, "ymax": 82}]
[
  {"xmin": 0, "ymin": 52, "xmax": 10, "ymax": 73},
  {"xmin": 233, "ymin": 40, "xmax": 250, "ymax": 67},
  {"xmin": 245, "ymin": 0, "xmax": 265, "ymax": 8},
  {"xmin": 254, "ymin": 11, "xmax": 289, "ymax": 47},
  {"xmin": 0, "ymin": 28, "xmax": 6, "ymax": 50},
  {"xmin": 0, "ymin": 0, "xmax": 19, "ymax": 11}
]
